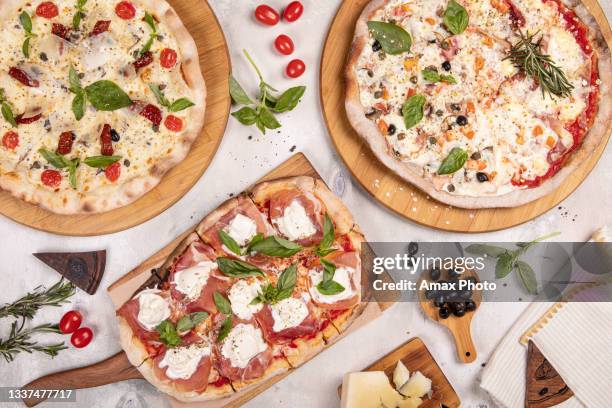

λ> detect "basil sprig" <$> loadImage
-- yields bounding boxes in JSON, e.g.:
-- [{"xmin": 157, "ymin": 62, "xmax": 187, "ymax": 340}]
[
  {"xmin": 402, "ymin": 94, "xmax": 426, "ymax": 129},
  {"xmin": 214, "ymin": 292, "xmax": 233, "ymax": 343},
  {"xmin": 148, "ymin": 83, "xmax": 195, "ymax": 112},
  {"xmin": 176, "ymin": 311, "xmax": 208, "ymax": 333},
  {"xmin": 251, "ymin": 264, "xmax": 297, "ymax": 305},
  {"xmin": 0, "ymin": 89, "xmax": 17, "ymax": 128},
  {"xmin": 38, "ymin": 149, "xmax": 80, "ymax": 189},
  {"xmin": 437, "ymin": 147, "xmax": 468, "ymax": 175},
  {"xmin": 422, "ymin": 68, "xmax": 457, "ymax": 84},
  {"xmin": 19, "ymin": 11, "xmax": 36, "ymax": 58},
  {"xmin": 444, "ymin": 0, "xmax": 469, "ymax": 35},
  {"xmin": 72, "ymin": 0, "xmax": 88, "ymax": 30},
  {"xmin": 317, "ymin": 259, "xmax": 345, "ymax": 295},
  {"xmin": 366, "ymin": 21, "xmax": 412, "ymax": 55},
  {"xmin": 316, "ymin": 214, "xmax": 336, "ymax": 257},
  {"xmin": 156, "ymin": 320, "xmax": 181, "ymax": 347},
  {"xmin": 217, "ymin": 257, "xmax": 264, "ymax": 278},
  {"xmin": 219, "ymin": 230, "xmax": 243, "ymax": 256},
  {"xmin": 230, "ymin": 50, "xmax": 306, "ymax": 134},
  {"xmin": 138, "ymin": 12, "xmax": 158, "ymax": 57},
  {"xmin": 68, "ymin": 67, "xmax": 87, "ymax": 120},
  {"xmin": 248, "ymin": 236, "xmax": 302, "ymax": 258},
  {"xmin": 83, "ymin": 155, "xmax": 122, "ymax": 168},
  {"xmin": 85, "ymin": 80, "xmax": 132, "ymax": 111}
]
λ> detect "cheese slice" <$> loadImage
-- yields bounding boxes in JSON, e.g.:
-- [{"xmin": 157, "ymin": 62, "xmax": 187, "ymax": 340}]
[{"xmin": 340, "ymin": 372, "xmax": 423, "ymax": 408}]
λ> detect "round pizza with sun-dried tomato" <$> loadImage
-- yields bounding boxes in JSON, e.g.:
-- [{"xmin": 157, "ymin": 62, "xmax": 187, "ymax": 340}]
[
  {"xmin": 0, "ymin": 0, "xmax": 205, "ymax": 213},
  {"xmin": 346, "ymin": 0, "xmax": 611, "ymax": 208},
  {"xmin": 116, "ymin": 176, "xmax": 367, "ymax": 401}
]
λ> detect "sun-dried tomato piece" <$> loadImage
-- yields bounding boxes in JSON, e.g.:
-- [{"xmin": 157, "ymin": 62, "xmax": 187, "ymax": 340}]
[
  {"xmin": 51, "ymin": 23, "xmax": 71, "ymax": 40},
  {"xmin": 105, "ymin": 162, "xmax": 121, "ymax": 182},
  {"xmin": 133, "ymin": 51, "xmax": 153, "ymax": 71},
  {"xmin": 57, "ymin": 132, "xmax": 74, "ymax": 155},
  {"xmin": 8, "ymin": 67, "xmax": 39, "ymax": 87},
  {"xmin": 139, "ymin": 104, "xmax": 162, "ymax": 126},
  {"xmin": 90, "ymin": 20, "xmax": 111, "ymax": 37},
  {"xmin": 100, "ymin": 124, "xmax": 114, "ymax": 156},
  {"xmin": 15, "ymin": 113, "xmax": 42, "ymax": 124}
]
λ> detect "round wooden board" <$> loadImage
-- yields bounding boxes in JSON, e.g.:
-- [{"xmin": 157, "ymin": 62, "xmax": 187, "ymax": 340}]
[
  {"xmin": 0, "ymin": 0, "xmax": 230, "ymax": 236},
  {"xmin": 321, "ymin": 0, "xmax": 612, "ymax": 233}
]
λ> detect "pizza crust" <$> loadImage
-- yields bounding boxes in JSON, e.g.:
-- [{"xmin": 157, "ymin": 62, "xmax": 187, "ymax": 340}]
[{"xmin": 344, "ymin": 0, "xmax": 612, "ymax": 209}]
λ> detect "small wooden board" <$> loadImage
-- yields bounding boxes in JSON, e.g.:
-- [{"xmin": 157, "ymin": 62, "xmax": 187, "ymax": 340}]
[
  {"xmin": 320, "ymin": 0, "xmax": 612, "ymax": 232},
  {"xmin": 0, "ymin": 0, "xmax": 231, "ymax": 236},
  {"xmin": 525, "ymin": 341, "xmax": 574, "ymax": 408},
  {"xmin": 338, "ymin": 337, "xmax": 461, "ymax": 408}
]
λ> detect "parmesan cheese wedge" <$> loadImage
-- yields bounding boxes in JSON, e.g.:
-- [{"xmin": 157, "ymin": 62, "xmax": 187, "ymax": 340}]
[
  {"xmin": 340, "ymin": 372, "xmax": 422, "ymax": 408},
  {"xmin": 399, "ymin": 371, "xmax": 432, "ymax": 399},
  {"xmin": 393, "ymin": 360, "xmax": 411, "ymax": 390}
]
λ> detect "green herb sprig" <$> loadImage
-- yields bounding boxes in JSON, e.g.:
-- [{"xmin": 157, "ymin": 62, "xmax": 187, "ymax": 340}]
[
  {"xmin": 72, "ymin": 0, "xmax": 88, "ymax": 30},
  {"xmin": 156, "ymin": 320, "xmax": 181, "ymax": 347},
  {"xmin": 251, "ymin": 264, "xmax": 297, "ymax": 305},
  {"xmin": 38, "ymin": 149, "xmax": 80, "ymax": 189},
  {"xmin": 0, "ymin": 88, "xmax": 17, "ymax": 128},
  {"xmin": 422, "ymin": 68, "xmax": 457, "ymax": 84},
  {"xmin": 148, "ymin": 83, "xmax": 195, "ymax": 112},
  {"xmin": 0, "ymin": 280, "xmax": 75, "ymax": 320},
  {"xmin": 317, "ymin": 259, "xmax": 345, "ymax": 295},
  {"xmin": 230, "ymin": 50, "xmax": 306, "ymax": 134},
  {"xmin": 216, "ymin": 257, "xmax": 265, "ymax": 279},
  {"xmin": 138, "ymin": 12, "xmax": 158, "ymax": 58},
  {"xmin": 69, "ymin": 67, "xmax": 87, "ymax": 121},
  {"xmin": 0, "ymin": 322, "xmax": 67, "ymax": 363},
  {"xmin": 213, "ymin": 292, "xmax": 233, "ymax": 343},
  {"xmin": 316, "ymin": 214, "xmax": 336, "ymax": 257},
  {"xmin": 19, "ymin": 11, "xmax": 36, "ymax": 58}
]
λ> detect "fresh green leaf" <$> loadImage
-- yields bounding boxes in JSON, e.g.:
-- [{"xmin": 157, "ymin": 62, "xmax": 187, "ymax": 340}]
[
  {"xmin": 317, "ymin": 280, "xmax": 345, "ymax": 296},
  {"xmin": 83, "ymin": 155, "xmax": 122, "ymax": 168},
  {"xmin": 257, "ymin": 107, "xmax": 281, "ymax": 132},
  {"xmin": 248, "ymin": 236, "xmax": 302, "ymax": 258},
  {"xmin": 495, "ymin": 252, "xmax": 515, "ymax": 279},
  {"xmin": 69, "ymin": 67, "xmax": 82, "ymax": 93},
  {"xmin": 232, "ymin": 107, "xmax": 258, "ymax": 126},
  {"xmin": 67, "ymin": 158, "xmax": 79, "ymax": 189},
  {"xmin": 444, "ymin": 0, "xmax": 469, "ymax": 35},
  {"xmin": 320, "ymin": 259, "xmax": 336, "ymax": 282},
  {"xmin": 213, "ymin": 291, "xmax": 232, "ymax": 315},
  {"xmin": 72, "ymin": 92, "xmax": 86, "ymax": 121},
  {"xmin": 38, "ymin": 149, "xmax": 72, "ymax": 169},
  {"xmin": 19, "ymin": 11, "xmax": 32, "ymax": 33},
  {"xmin": 148, "ymin": 83, "xmax": 170, "ymax": 107},
  {"xmin": 245, "ymin": 233, "xmax": 264, "ymax": 253},
  {"xmin": 72, "ymin": 11, "xmax": 82, "ymax": 30},
  {"xmin": 437, "ymin": 147, "xmax": 468, "ymax": 175},
  {"xmin": 367, "ymin": 21, "xmax": 412, "ymax": 55},
  {"xmin": 217, "ymin": 257, "xmax": 264, "ymax": 278},
  {"xmin": 85, "ymin": 81, "xmax": 132, "ymax": 111},
  {"xmin": 316, "ymin": 214, "xmax": 335, "ymax": 257},
  {"xmin": 1, "ymin": 102, "xmax": 17, "ymax": 128},
  {"xmin": 217, "ymin": 315, "xmax": 232, "ymax": 343},
  {"xmin": 176, "ymin": 312, "xmax": 208, "ymax": 332},
  {"xmin": 277, "ymin": 264, "xmax": 297, "ymax": 293},
  {"xmin": 229, "ymin": 75, "xmax": 253, "ymax": 105},
  {"xmin": 137, "ymin": 13, "xmax": 157, "ymax": 57},
  {"xmin": 218, "ymin": 230, "xmax": 242, "ymax": 256},
  {"xmin": 422, "ymin": 69, "xmax": 440, "ymax": 83},
  {"xmin": 440, "ymin": 74, "xmax": 457, "ymax": 84},
  {"xmin": 22, "ymin": 38, "xmax": 30, "ymax": 59},
  {"xmin": 169, "ymin": 98, "xmax": 195, "ymax": 112},
  {"xmin": 316, "ymin": 248, "xmax": 337, "ymax": 257},
  {"xmin": 143, "ymin": 12, "xmax": 157, "ymax": 32},
  {"xmin": 516, "ymin": 260, "xmax": 538, "ymax": 294},
  {"xmin": 465, "ymin": 244, "xmax": 507, "ymax": 258},
  {"xmin": 273, "ymin": 86, "xmax": 306, "ymax": 113},
  {"xmin": 156, "ymin": 320, "xmax": 181, "ymax": 347},
  {"xmin": 402, "ymin": 94, "xmax": 426, "ymax": 129}
]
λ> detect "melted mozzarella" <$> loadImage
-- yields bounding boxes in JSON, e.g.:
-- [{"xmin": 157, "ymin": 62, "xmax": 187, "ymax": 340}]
[
  {"xmin": 309, "ymin": 267, "xmax": 355, "ymax": 304},
  {"xmin": 225, "ymin": 214, "xmax": 257, "ymax": 246},
  {"xmin": 137, "ymin": 289, "xmax": 171, "ymax": 330},
  {"xmin": 159, "ymin": 342, "xmax": 211, "ymax": 380},
  {"xmin": 228, "ymin": 280, "xmax": 263, "ymax": 320},
  {"xmin": 274, "ymin": 201, "xmax": 317, "ymax": 241},
  {"xmin": 221, "ymin": 324, "xmax": 268, "ymax": 369},
  {"xmin": 270, "ymin": 297, "xmax": 309, "ymax": 332},
  {"xmin": 173, "ymin": 261, "xmax": 216, "ymax": 301}
]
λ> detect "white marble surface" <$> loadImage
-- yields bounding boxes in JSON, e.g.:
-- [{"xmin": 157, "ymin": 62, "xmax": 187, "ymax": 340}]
[{"xmin": 1, "ymin": 1, "xmax": 611, "ymax": 407}]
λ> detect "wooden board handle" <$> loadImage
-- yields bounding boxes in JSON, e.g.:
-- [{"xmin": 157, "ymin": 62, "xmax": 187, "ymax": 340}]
[
  {"xmin": 21, "ymin": 352, "xmax": 142, "ymax": 407},
  {"xmin": 450, "ymin": 323, "xmax": 477, "ymax": 363}
]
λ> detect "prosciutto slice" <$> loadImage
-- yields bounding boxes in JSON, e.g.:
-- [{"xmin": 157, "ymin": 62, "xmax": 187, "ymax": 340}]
[
  {"xmin": 116, "ymin": 290, "xmax": 173, "ymax": 344},
  {"xmin": 254, "ymin": 296, "xmax": 321, "ymax": 344},
  {"xmin": 267, "ymin": 189, "xmax": 324, "ymax": 246},
  {"xmin": 308, "ymin": 251, "xmax": 361, "ymax": 310}
]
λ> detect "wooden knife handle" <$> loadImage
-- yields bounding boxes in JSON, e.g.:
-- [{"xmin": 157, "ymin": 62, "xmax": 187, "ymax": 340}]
[{"xmin": 21, "ymin": 352, "xmax": 143, "ymax": 407}]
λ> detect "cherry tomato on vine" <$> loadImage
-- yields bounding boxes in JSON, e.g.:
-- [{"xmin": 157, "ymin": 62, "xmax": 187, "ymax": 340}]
[
  {"xmin": 283, "ymin": 1, "xmax": 303, "ymax": 22},
  {"xmin": 254, "ymin": 4, "xmax": 279, "ymax": 26},
  {"xmin": 59, "ymin": 310, "xmax": 82, "ymax": 334},
  {"xmin": 286, "ymin": 59, "xmax": 305, "ymax": 78},
  {"xmin": 71, "ymin": 327, "xmax": 93, "ymax": 348},
  {"xmin": 274, "ymin": 34, "xmax": 294, "ymax": 55}
]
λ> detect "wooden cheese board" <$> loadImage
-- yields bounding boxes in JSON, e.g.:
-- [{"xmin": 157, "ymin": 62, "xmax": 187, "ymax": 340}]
[
  {"xmin": 320, "ymin": 0, "xmax": 612, "ymax": 233},
  {"xmin": 0, "ymin": 0, "xmax": 231, "ymax": 237},
  {"xmin": 338, "ymin": 337, "xmax": 461, "ymax": 408},
  {"xmin": 22, "ymin": 153, "xmax": 394, "ymax": 408}
]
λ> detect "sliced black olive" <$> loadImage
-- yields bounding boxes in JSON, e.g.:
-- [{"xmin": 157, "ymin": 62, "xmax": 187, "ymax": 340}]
[
  {"xmin": 452, "ymin": 303, "xmax": 466, "ymax": 317},
  {"xmin": 465, "ymin": 299, "xmax": 477, "ymax": 311},
  {"xmin": 397, "ymin": 133, "xmax": 406, "ymax": 140},
  {"xmin": 425, "ymin": 289, "xmax": 438, "ymax": 300},
  {"xmin": 429, "ymin": 136, "xmax": 437, "ymax": 145},
  {"xmin": 442, "ymin": 61, "xmax": 452, "ymax": 71},
  {"xmin": 450, "ymin": 103, "xmax": 461, "ymax": 111},
  {"xmin": 456, "ymin": 115, "xmax": 468, "ymax": 126},
  {"xmin": 430, "ymin": 267, "xmax": 441, "ymax": 281},
  {"xmin": 123, "ymin": 159, "xmax": 131, "ymax": 167},
  {"xmin": 458, "ymin": 288, "xmax": 472, "ymax": 300},
  {"xmin": 435, "ymin": 109, "xmax": 444, "ymax": 117},
  {"xmin": 433, "ymin": 295, "xmax": 446, "ymax": 308},
  {"xmin": 439, "ymin": 306, "xmax": 450, "ymax": 319},
  {"xmin": 447, "ymin": 184, "xmax": 455, "ymax": 193},
  {"xmin": 367, "ymin": 69, "xmax": 374, "ymax": 78},
  {"xmin": 410, "ymin": 75, "xmax": 418, "ymax": 84},
  {"xmin": 388, "ymin": 124, "xmax": 396, "ymax": 135},
  {"xmin": 110, "ymin": 129, "xmax": 121, "ymax": 142},
  {"xmin": 471, "ymin": 151, "xmax": 481, "ymax": 160},
  {"xmin": 477, "ymin": 172, "xmax": 489, "ymax": 182},
  {"xmin": 39, "ymin": 52, "xmax": 48, "ymax": 62},
  {"xmin": 372, "ymin": 40, "xmax": 382, "ymax": 52}
]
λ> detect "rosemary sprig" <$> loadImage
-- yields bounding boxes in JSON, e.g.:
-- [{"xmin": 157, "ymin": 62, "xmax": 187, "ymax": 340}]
[
  {"xmin": 0, "ymin": 280, "xmax": 75, "ymax": 320},
  {"xmin": 505, "ymin": 31, "xmax": 574, "ymax": 99},
  {"xmin": 0, "ymin": 321, "xmax": 67, "ymax": 362}
]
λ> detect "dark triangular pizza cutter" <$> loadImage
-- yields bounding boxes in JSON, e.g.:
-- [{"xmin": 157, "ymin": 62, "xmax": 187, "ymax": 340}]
[
  {"xmin": 34, "ymin": 251, "xmax": 106, "ymax": 295},
  {"xmin": 525, "ymin": 340, "xmax": 574, "ymax": 408}
]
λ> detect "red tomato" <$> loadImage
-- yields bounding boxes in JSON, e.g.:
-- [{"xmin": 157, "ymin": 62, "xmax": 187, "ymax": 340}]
[
  {"xmin": 283, "ymin": 1, "xmax": 303, "ymax": 22},
  {"xmin": 100, "ymin": 124, "xmax": 114, "ymax": 156},
  {"xmin": 57, "ymin": 131, "xmax": 74, "ymax": 155},
  {"xmin": 139, "ymin": 104, "xmax": 162, "ymax": 126},
  {"xmin": 255, "ymin": 4, "xmax": 279, "ymax": 26},
  {"xmin": 105, "ymin": 162, "xmax": 121, "ymax": 182},
  {"xmin": 160, "ymin": 48, "xmax": 177, "ymax": 69},
  {"xmin": 286, "ymin": 59, "xmax": 306, "ymax": 78},
  {"xmin": 274, "ymin": 34, "xmax": 294, "ymax": 55},
  {"xmin": 164, "ymin": 115, "xmax": 183, "ymax": 132},
  {"xmin": 115, "ymin": 1, "xmax": 136, "ymax": 20},
  {"xmin": 36, "ymin": 2, "xmax": 59, "ymax": 19},
  {"xmin": 2, "ymin": 131, "xmax": 19, "ymax": 150},
  {"xmin": 59, "ymin": 311, "xmax": 82, "ymax": 334},
  {"xmin": 71, "ymin": 327, "xmax": 93, "ymax": 348},
  {"xmin": 41, "ymin": 169, "xmax": 62, "ymax": 188}
]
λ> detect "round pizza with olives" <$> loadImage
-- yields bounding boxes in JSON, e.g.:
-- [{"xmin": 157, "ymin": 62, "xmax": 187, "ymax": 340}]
[
  {"xmin": 346, "ymin": 0, "xmax": 611, "ymax": 208},
  {"xmin": 116, "ymin": 176, "xmax": 366, "ymax": 401},
  {"xmin": 0, "ymin": 0, "xmax": 205, "ymax": 214}
]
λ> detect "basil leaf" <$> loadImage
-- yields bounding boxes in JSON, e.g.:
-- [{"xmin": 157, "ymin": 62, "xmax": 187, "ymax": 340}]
[
  {"xmin": 444, "ymin": 0, "xmax": 469, "ymax": 35},
  {"xmin": 139, "ymin": 37, "xmax": 154, "ymax": 57},
  {"xmin": 148, "ymin": 83, "xmax": 170, "ymax": 107},
  {"xmin": 213, "ymin": 291, "xmax": 232, "ymax": 315},
  {"xmin": 249, "ymin": 236, "xmax": 302, "ymax": 257},
  {"xmin": 72, "ymin": 11, "xmax": 82, "ymax": 30},
  {"xmin": 69, "ymin": 67, "xmax": 82, "ymax": 93},
  {"xmin": 257, "ymin": 107, "xmax": 281, "ymax": 132},
  {"xmin": 277, "ymin": 264, "xmax": 297, "ymax": 293},
  {"xmin": 245, "ymin": 233, "xmax": 264, "ymax": 253},
  {"xmin": 218, "ymin": 230, "xmax": 242, "ymax": 256},
  {"xmin": 1, "ymin": 102, "xmax": 17, "ymax": 128},
  {"xmin": 38, "ymin": 149, "xmax": 72, "ymax": 169},
  {"xmin": 232, "ymin": 107, "xmax": 258, "ymax": 126},
  {"xmin": 437, "ymin": 147, "xmax": 468, "ymax": 175},
  {"xmin": 83, "ymin": 155, "xmax": 122, "ymax": 168},
  {"xmin": 465, "ymin": 244, "xmax": 507, "ymax": 258},
  {"xmin": 367, "ymin": 21, "xmax": 412, "ymax": 55},
  {"xmin": 402, "ymin": 94, "xmax": 426, "ymax": 129},
  {"xmin": 72, "ymin": 92, "xmax": 86, "ymax": 121},
  {"xmin": 77, "ymin": 0, "xmax": 88, "ymax": 7},
  {"xmin": 177, "ymin": 312, "xmax": 208, "ymax": 332},
  {"xmin": 85, "ymin": 80, "xmax": 132, "ymax": 111},
  {"xmin": 143, "ymin": 12, "xmax": 157, "ymax": 32},
  {"xmin": 516, "ymin": 260, "xmax": 538, "ymax": 294},
  {"xmin": 320, "ymin": 259, "xmax": 336, "ymax": 283},
  {"xmin": 19, "ymin": 11, "xmax": 32, "ymax": 33},
  {"xmin": 156, "ymin": 320, "xmax": 181, "ymax": 347},
  {"xmin": 440, "ymin": 74, "xmax": 457, "ymax": 84},
  {"xmin": 229, "ymin": 75, "xmax": 253, "ymax": 105},
  {"xmin": 217, "ymin": 315, "xmax": 232, "ymax": 343},
  {"xmin": 169, "ymin": 98, "xmax": 195, "ymax": 112},
  {"xmin": 316, "ymin": 248, "xmax": 337, "ymax": 257},
  {"xmin": 217, "ymin": 257, "xmax": 264, "ymax": 278},
  {"xmin": 317, "ymin": 280, "xmax": 345, "ymax": 295},
  {"xmin": 495, "ymin": 252, "xmax": 515, "ymax": 278},
  {"xmin": 68, "ymin": 158, "xmax": 79, "ymax": 189},
  {"xmin": 22, "ymin": 38, "xmax": 30, "ymax": 59},
  {"xmin": 273, "ymin": 86, "xmax": 306, "ymax": 113},
  {"xmin": 316, "ymin": 214, "xmax": 335, "ymax": 256},
  {"xmin": 422, "ymin": 69, "xmax": 440, "ymax": 83}
]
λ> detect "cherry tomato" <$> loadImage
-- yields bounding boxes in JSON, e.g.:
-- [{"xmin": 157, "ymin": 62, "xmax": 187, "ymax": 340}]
[
  {"xmin": 286, "ymin": 59, "xmax": 306, "ymax": 78},
  {"xmin": 71, "ymin": 327, "xmax": 93, "ymax": 348},
  {"xmin": 255, "ymin": 4, "xmax": 279, "ymax": 26},
  {"xmin": 160, "ymin": 48, "xmax": 177, "ymax": 69},
  {"xmin": 105, "ymin": 162, "xmax": 121, "ymax": 182},
  {"xmin": 164, "ymin": 115, "xmax": 183, "ymax": 132},
  {"xmin": 57, "ymin": 131, "xmax": 74, "ymax": 155},
  {"xmin": 59, "ymin": 311, "xmax": 82, "ymax": 334},
  {"xmin": 2, "ymin": 131, "xmax": 19, "ymax": 150},
  {"xmin": 36, "ymin": 2, "xmax": 59, "ymax": 19},
  {"xmin": 41, "ymin": 169, "xmax": 62, "ymax": 188},
  {"xmin": 283, "ymin": 1, "xmax": 303, "ymax": 22},
  {"xmin": 115, "ymin": 1, "xmax": 136, "ymax": 20},
  {"xmin": 274, "ymin": 34, "xmax": 294, "ymax": 55}
]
